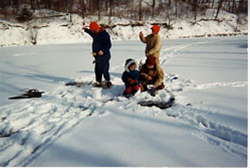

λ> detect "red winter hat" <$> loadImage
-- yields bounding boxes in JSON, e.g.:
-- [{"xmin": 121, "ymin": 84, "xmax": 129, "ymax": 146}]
[
  {"xmin": 89, "ymin": 22, "xmax": 100, "ymax": 31},
  {"xmin": 146, "ymin": 57, "xmax": 156, "ymax": 66},
  {"xmin": 151, "ymin": 25, "xmax": 160, "ymax": 34}
]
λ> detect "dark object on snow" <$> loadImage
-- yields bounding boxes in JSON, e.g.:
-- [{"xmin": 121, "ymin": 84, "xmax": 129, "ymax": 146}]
[
  {"xmin": 148, "ymin": 88, "xmax": 156, "ymax": 96},
  {"xmin": 9, "ymin": 89, "xmax": 44, "ymax": 100},
  {"xmin": 65, "ymin": 81, "xmax": 92, "ymax": 87},
  {"xmin": 138, "ymin": 97, "xmax": 175, "ymax": 109},
  {"xmin": 65, "ymin": 81, "xmax": 112, "ymax": 89},
  {"xmin": 171, "ymin": 76, "xmax": 178, "ymax": 81},
  {"xmin": 101, "ymin": 81, "xmax": 112, "ymax": 89}
]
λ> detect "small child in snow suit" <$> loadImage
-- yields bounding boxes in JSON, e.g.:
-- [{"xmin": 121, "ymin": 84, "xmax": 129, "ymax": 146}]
[{"xmin": 122, "ymin": 59, "xmax": 141, "ymax": 96}]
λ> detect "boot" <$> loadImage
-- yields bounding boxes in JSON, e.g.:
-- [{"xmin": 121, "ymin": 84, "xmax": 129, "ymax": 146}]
[
  {"xmin": 102, "ymin": 80, "xmax": 112, "ymax": 89},
  {"xmin": 93, "ymin": 81, "xmax": 102, "ymax": 87},
  {"xmin": 156, "ymin": 83, "xmax": 165, "ymax": 90}
]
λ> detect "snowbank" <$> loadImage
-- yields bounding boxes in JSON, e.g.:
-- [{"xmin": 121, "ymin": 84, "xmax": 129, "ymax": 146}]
[{"xmin": 0, "ymin": 10, "xmax": 248, "ymax": 47}]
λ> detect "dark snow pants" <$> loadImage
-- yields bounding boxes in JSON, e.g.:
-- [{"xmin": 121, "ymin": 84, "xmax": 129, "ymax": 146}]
[{"xmin": 95, "ymin": 54, "xmax": 110, "ymax": 83}]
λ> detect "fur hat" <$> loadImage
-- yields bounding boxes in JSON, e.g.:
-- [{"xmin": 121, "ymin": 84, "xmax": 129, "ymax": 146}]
[
  {"xmin": 125, "ymin": 58, "xmax": 137, "ymax": 72},
  {"xmin": 151, "ymin": 25, "xmax": 160, "ymax": 34},
  {"xmin": 146, "ymin": 57, "xmax": 156, "ymax": 66},
  {"xmin": 89, "ymin": 22, "xmax": 100, "ymax": 31}
]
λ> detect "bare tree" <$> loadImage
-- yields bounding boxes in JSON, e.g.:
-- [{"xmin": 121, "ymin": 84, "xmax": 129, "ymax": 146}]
[
  {"xmin": 27, "ymin": 22, "xmax": 38, "ymax": 45},
  {"xmin": 193, "ymin": 0, "xmax": 198, "ymax": 22},
  {"xmin": 97, "ymin": 0, "xmax": 101, "ymax": 20},
  {"xmin": 235, "ymin": 0, "xmax": 247, "ymax": 31},
  {"xmin": 166, "ymin": 4, "xmax": 173, "ymax": 26},
  {"xmin": 29, "ymin": 0, "xmax": 36, "ymax": 12},
  {"xmin": 215, "ymin": 0, "xmax": 224, "ymax": 19},
  {"xmin": 232, "ymin": 0, "xmax": 236, "ymax": 13},
  {"xmin": 138, "ymin": 0, "xmax": 142, "ymax": 21},
  {"xmin": 152, "ymin": 0, "xmax": 156, "ymax": 17},
  {"xmin": 79, "ymin": 0, "xmax": 86, "ymax": 18},
  {"xmin": 0, "ymin": 0, "xmax": 247, "ymax": 26},
  {"xmin": 109, "ymin": 0, "xmax": 113, "ymax": 23},
  {"xmin": 175, "ymin": 0, "xmax": 178, "ymax": 17}
]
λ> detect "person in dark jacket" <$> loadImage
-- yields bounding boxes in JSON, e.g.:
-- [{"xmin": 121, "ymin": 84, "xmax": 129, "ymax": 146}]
[
  {"xmin": 122, "ymin": 59, "xmax": 141, "ymax": 97},
  {"xmin": 84, "ymin": 22, "xmax": 112, "ymax": 88}
]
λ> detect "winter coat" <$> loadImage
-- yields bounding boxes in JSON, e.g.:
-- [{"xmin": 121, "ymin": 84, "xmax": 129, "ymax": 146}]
[
  {"xmin": 122, "ymin": 70, "xmax": 140, "ymax": 87},
  {"xmin": 140, "ymin": 63, "xmax": 164, "ymax": 87},
  {"xmin": 139, "ymin": 33, "xmax": 162, "ymax": 65},
  {"xmin": 85, "ymin": 27, "xmax": 112, "ymax": 82},
  {"xmin": 85, "ymin": 27, "xmax": 111, "ymax": 58}
]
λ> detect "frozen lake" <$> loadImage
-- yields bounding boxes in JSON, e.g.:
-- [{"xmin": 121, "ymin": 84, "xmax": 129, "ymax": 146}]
[{"xmin": 0, "ymin": 36, "xmax": 248, "ymax": 166}]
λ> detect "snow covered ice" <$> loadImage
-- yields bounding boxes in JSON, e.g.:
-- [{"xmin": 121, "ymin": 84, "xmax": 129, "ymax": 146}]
[{"xmin": 0, "ymin": 36, "xmax": 248, "ymax": 166}]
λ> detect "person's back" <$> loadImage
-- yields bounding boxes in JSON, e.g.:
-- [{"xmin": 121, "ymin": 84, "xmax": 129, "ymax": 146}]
[{"xmin": 87, "ymin": 27, "xmax": 111, "ymax": 57}]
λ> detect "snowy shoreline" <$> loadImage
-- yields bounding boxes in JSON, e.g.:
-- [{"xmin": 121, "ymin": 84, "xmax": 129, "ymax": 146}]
[{"xmin": 0, "ymin": 10, "xmax": 248, "ymax": 47}]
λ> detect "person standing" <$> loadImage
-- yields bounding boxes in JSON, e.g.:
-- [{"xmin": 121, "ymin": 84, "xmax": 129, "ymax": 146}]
[
  {"xmin": 139, "ymin": 25, "xmax": 162, "ymax": 65},
  {"xmin": 83, "ymin": 22, "xmax": 112, "ymax": 88}
]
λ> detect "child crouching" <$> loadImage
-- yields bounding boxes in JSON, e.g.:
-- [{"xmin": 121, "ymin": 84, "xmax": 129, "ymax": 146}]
[{"xmin": 122, "ymin": 59, "xmax": 141, "ymax": 97}]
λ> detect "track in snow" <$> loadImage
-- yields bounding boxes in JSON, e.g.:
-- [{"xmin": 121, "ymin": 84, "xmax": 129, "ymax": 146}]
[{"xmin": 0, "ymin": 39, "xmax": 247, "ymax": 166}]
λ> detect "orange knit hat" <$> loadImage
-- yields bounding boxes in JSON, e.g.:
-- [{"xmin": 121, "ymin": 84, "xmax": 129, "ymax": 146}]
[
  {"xmin": 151, "ymin": 25, "xmax": 160, "ymax": 34},
  {"xmin": 89, "ymin": 22, "xmax": 100, "ymax": 31}
]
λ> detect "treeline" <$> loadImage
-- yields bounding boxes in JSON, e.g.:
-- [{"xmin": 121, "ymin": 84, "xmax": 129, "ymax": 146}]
[{"xmin": 0, "ymin": 0, "xmax": 248, "ymax": 23}]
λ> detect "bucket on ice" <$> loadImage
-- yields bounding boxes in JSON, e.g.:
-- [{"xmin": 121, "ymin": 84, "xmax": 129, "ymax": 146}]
[{"xmin": 91, "ymin": 88, "xmax": 102, "ymax": 99}]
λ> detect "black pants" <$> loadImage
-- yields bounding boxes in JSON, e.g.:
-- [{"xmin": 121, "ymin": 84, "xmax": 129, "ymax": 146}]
[{"xmin": 95, "ymin": 55, "xmax": 110, "ymax": 83}]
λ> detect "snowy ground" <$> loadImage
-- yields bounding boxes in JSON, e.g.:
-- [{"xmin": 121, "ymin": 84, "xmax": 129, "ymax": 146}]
[{"xmin": 0, "ymin": 36, "xmax": 248, "ymax": 166}]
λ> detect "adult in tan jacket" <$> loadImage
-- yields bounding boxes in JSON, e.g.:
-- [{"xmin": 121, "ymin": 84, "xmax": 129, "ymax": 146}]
[
  {"xmin": 139, "ymin": 25, "xmax": 162, "ymax": 65},
  {"xmin": 140, "ymin": 57, "xmax": 165, "ymax": 91}
]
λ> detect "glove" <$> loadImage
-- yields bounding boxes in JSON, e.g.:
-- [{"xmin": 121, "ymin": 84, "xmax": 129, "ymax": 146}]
[
  {"xmin": 148, "ymin": 88, "xmax": 156, "ymax": 97},
  {"xmin": 128, "ymin": 78, "xmax": 138, "ymax": 85}
]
